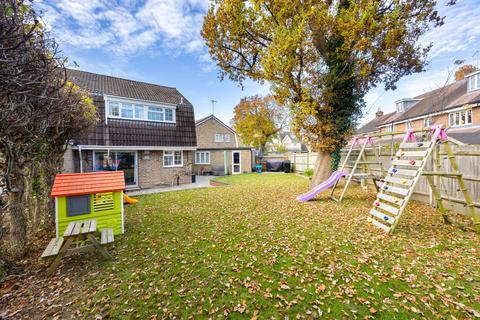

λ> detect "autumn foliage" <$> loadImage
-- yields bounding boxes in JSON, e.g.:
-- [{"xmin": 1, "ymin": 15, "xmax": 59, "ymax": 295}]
[
  {"xmin": 454, "ymin": 64, "xmax": 478, "ymax": 81},
  {"xmin": 202, "ymin": 0, "xmax": 447, "ymax": 184},
  {"xmin": 0, "ymin": 1, "xmax": 97, "ymax": 262},
  {"xmin": 233, "ymin": 95, "xmax": 288, "ymax": 151}
]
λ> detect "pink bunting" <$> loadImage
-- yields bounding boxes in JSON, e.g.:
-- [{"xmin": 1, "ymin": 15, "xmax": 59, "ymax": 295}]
[
  {"xmin": 402, "ymin": 128, "xmax": 416, "ymax": 143},
  {"xmin": 431, "ymin": 126, "xmax": 448, "ymax": 141}
]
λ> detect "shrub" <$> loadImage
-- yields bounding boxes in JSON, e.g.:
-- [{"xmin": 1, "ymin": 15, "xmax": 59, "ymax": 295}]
[{"xmin": 303, "ymin": 168, "xmax": 314, "ymax": 177}]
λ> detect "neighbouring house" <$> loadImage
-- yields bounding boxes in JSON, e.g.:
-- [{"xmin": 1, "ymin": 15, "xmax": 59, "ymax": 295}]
[
  {"xmin": 63, "ymin": 69, "xmax": 197, "ymax": 189},
  {"xmin": 269, "ymin": 131, "xmax": 309, "ymax": 153},
  {"xmin": 194, "ymin": 115, "xmax": 253, "ymax": 175},
  {"xmin": 357, "ymin": 70, "xmax": 480, "ymax": 144}
]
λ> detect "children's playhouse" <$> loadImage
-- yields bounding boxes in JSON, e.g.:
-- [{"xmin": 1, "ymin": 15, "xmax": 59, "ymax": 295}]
[{"xmin": 51, "ymin": 171, "xmax": 126, "ymax": 237}]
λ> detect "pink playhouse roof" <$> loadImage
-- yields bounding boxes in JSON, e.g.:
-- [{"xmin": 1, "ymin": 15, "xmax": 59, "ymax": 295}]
[{"xmin": 51, "ymin": 171, "xmax": 126, "ymax": 197}]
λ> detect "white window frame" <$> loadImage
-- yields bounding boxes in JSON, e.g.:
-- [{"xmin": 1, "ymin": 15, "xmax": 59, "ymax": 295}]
[
  {"xmin": 106, "ymin": 97, "xmax": 176, "ymax": 124},
  {"xmin": 92, "ymin": 150, "xmax": 138, "ymax": 188},
  {"xmin": 467, "ymin": 73, "xmax": 480, "ymax": 92},
  {"xmin": 423, "ymin": 117, "xmax": 433, "ymax": 127},
  {"xmin": 214, "ymin": 134, "xmax": 224, "ymax": 142},
  {"xmin": 163, "ymin": 150, "xmax": 183, "ymax": 167},
  {"xmin": 448, "ymin": 109, "xmax": 472, "ymax": 127},
  {"xmin": 385, "ymin": 124, "xmax": 393, "ymax": 132},
  {"xmin": 195, "ymin": 151, "xmax": 211, "ymax": 164},
  {"xmin": 224, "ymin": 134, "xmax": 230, "ymax": 143}
]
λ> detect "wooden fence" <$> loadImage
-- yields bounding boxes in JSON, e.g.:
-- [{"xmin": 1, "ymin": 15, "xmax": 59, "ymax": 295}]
[{"xmin": 263, "ymin": 144, "xmax": 480, "ymax": 215}]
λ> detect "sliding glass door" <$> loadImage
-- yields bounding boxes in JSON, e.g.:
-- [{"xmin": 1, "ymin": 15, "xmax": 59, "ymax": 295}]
[{"xmin": 94, "ymin": 151, "xmax": 137, "ymax": 186}]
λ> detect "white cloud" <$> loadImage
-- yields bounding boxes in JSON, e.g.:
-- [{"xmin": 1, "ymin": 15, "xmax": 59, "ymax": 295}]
[
  {"xmin": 36, "ymin": 0, "xmax": 209, "ymax": 55},
  {"xmin": 421, "ymin": 0, "xmax": 480, "ymax": 59}
]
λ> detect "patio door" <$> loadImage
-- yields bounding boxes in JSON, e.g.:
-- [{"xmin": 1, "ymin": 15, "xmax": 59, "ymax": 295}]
[
  {"xmin": 94, "ymin": 151, "xmax": 138, "ymax": 187},
  {"xmin": 232, "ymin": 151, "xmax": 241, "ymax": 174}
]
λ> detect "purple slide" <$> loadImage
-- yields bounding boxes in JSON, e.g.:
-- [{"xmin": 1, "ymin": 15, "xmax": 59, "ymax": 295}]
[{"xmin": 296, "ymin": 170, "xmax": 347, "ymax": 202}]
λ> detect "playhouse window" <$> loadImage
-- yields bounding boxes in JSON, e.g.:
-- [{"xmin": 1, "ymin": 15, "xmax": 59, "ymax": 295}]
[{"xmin": 67, "ymin": 195, "xmax": 91, "ymax": 217}]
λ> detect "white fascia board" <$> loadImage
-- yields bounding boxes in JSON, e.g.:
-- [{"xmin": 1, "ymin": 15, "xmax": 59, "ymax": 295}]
[
  {"xmin": 73, "ymin": 145, "xmax": 197, "ymax": 151},
  {"xmin": 103, "ymin": 94, "xmax": 179, "ymax": 107},
  {"xmin": 376, "ymin": 103, "xmax": 479, "ymax": 128}
]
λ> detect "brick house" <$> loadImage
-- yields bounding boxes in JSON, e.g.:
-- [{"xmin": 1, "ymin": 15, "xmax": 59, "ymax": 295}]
[
  {"xmin": 357, "ymin": 70, "xmax": 480, "ymax": 144},
  {"xmin": 63, "ymin": 69, "xmax": 197, "ymax": 189},
  {"xmin": 194, "ymin": 115, "xmax": 253, "ymax": 175}
]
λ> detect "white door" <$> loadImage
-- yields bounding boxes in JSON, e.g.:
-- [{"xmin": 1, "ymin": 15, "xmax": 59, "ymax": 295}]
[{"xmin": 232, "ymin": 151, "xmax": 241, "ymax": 174}]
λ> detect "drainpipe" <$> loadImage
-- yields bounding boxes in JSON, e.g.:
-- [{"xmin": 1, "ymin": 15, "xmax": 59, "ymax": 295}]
[
  {"xmin": 79, "ymin": 145, "xmax": 83, "ymax": 173},
  {"xmin": 224, "ymin": 150, "xmax": 228, "ymax": 175}
]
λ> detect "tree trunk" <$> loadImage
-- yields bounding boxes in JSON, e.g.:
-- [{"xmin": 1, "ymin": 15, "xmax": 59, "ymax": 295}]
[
  {"xmin": 310, "ymin": 151, "xmax": 332, "ymax": 187},
  {"xmin": 8, "ymin": 191, "xmax": 27, "ymax": 259}
]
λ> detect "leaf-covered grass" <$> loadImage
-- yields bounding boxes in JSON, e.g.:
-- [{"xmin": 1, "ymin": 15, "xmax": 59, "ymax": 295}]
[{"xmin": 8, "ymin": 173, "xmax": 479, "ymax": 319}]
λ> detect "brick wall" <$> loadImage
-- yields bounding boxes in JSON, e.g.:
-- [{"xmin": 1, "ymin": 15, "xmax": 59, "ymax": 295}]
[
  {"xmin": 193, "ymin": 149, "xmax": 252, "ymax": 175},
  {"xmin": 196, "ymin": 118, "xmax": 237, "ymax": 148},
  {"xmin": 68, "ymin": 149, "xmax": 193, "ymax": 189},
  {"xmin": 138, "ymin": 150, "xmax": 193, "ymax": 188}
]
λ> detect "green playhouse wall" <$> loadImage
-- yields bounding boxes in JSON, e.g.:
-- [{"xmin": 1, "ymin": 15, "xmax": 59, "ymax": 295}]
[{"xmin": 57, "ymin": 191, "xmax": 123, "ymax": 237}]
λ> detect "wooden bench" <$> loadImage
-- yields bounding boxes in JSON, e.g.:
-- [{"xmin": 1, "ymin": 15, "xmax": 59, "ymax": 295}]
[
  {"xmin": 41, "ymin": 219, "xmax": 113, "ymax": 276},
  {"xmin": 100, "ymin": 228, "xmax": 114, "ymax": 245},
  {"xmin": 41, "ymin": 237, "xmax": 65, "ymax": 258}
]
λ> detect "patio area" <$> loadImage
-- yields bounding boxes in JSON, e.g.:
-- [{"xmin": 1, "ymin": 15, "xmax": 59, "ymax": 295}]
[{"xmin": 126, "ymin": 175, "xmax": 215, "ymax": 196}]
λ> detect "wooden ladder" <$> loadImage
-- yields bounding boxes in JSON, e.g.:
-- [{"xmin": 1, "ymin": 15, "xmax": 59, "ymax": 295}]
[
  {"xmin": 423, "ymin": 140, "xmax": 480, "ymax": 230},
  {"xmin": 368, "ymin": 137, "xmax": 437, "ymax": 233}
]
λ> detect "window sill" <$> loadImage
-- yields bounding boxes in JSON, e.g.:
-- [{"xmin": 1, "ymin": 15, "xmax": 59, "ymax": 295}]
[
  {"xmin": 195, "ymin": 163, "xmax": 211, "ymax": 165},
  {"xmin": 163, "ymin": 165, "xmax": 184, "ymax": 168},
  {"xmin": 107, "ymin": 116, "xmax": 176, "ymax": 125}
]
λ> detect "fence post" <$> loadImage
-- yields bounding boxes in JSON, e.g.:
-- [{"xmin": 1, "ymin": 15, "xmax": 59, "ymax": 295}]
[{"xmin": 307, "ymin": 151, "xmax": 310, "ymax": 169}]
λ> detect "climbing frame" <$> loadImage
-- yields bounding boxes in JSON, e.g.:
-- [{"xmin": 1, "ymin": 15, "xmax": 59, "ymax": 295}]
[
  {"xmin": 331, "ymin": 136, "xmax": 384, "ymax": 202},
  {"xmin": 368, "ymin": 127, "xmax": 479, "ymax": 234}
]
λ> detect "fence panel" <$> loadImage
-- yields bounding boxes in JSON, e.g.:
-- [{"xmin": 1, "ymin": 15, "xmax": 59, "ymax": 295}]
[{"xmin": 263, "ymin": 144, "xmax": 480, "ymax": 215}]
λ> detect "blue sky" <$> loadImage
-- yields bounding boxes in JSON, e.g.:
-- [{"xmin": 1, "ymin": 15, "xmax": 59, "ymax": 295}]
[{"xmin": 36, "ymin": 0, "xmax": 480, "ymax": 126}]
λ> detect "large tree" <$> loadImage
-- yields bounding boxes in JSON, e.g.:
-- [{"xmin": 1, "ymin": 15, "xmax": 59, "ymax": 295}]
[
  {"xmin": 202, "ymin": 0, "xmax": 448, "ymax": 185},
  {"xmin": 233, "ymin": 95, "xmax": 288, "ymax": 152},
  {"xmin": 0, "ymin": 0, "xmax": 96, "ymax": 260}
]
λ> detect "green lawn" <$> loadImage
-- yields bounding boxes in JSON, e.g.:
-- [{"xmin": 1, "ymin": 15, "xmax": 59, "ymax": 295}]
[{"xmin": 45, "ymin": 174, "xmax": 480, "ymax": 318}]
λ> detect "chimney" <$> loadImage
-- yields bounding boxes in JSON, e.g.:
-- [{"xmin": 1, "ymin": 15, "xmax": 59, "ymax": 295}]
[{"xmin": 375, "ymin": 109, "xmax": 384, "ymax": 118}]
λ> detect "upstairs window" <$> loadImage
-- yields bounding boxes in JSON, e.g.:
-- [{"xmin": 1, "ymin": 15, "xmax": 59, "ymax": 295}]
[
  {"xmin": 385, "ymin": 124, "xmax": 393, "ymax": 132},
  {"xmin": 214, "ymin": 134, "xmax": 224, "ymax": 142},
  {"xmin": 467, "ymin": 73, "xmax": 480, "ymax": 92},
  {"xmin": 224, "ymin": 134, "xmax": 230, "ymax": 142},
  {"xmin": 449, "ymin": 109, "xmax": 472, "ymax": 127},
  {"xmin": 107, "ymin": 99, "xmax": 175, "ymax": 123},
  {"xmin": 147, "ymin": 106, "xmax": 164, "ymax": 121}
]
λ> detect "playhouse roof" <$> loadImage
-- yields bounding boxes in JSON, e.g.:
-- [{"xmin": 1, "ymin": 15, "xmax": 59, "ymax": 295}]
[{"xmin": 51, "ymin": 171, "xmax": 126, "ymax": 197}]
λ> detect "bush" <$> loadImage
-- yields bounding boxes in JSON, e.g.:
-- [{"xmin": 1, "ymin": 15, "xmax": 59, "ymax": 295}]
[{"xmin": 303, "ymin": 168, "xmax": 314, "ymax": 177}]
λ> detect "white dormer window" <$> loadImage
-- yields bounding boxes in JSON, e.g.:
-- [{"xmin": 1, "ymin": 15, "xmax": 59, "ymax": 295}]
[
  {"xmin": 106, "ymin": 97, "xmax": 176, "ymax": 124},
  {"xmin": 467, "ymin": 72, "xmax": 480, "ymax": 92},
  {"xmin": 395, "ymin": 98, "xmax": 420, "ymax": 113}
]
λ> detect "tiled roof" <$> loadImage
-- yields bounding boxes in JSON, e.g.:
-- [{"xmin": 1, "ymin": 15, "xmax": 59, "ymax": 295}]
[
  {"xmin": 386, "ymin": 80, "xmax": 470, "ymax": 124},
  {"xmin": 67, "ymin": 69, "xmax": 192, "ymax": 106},
  {"xmin": 67, "ymin": 69, "xmax": 197, "ymax": 147},
  {"xmin": 51, "ymin": 171, "xmax": 126, "ymax": 197},
  {"xmin": 355, "ymin": 111, "xmax": 396, "ymax": 135},
  {"xmin": 356, "ymin": 78, "xmax": 480, "ymax": 134},
  {"xmin": 447, "ymin": 127, "xmax": 480, "ymax": 145}
]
